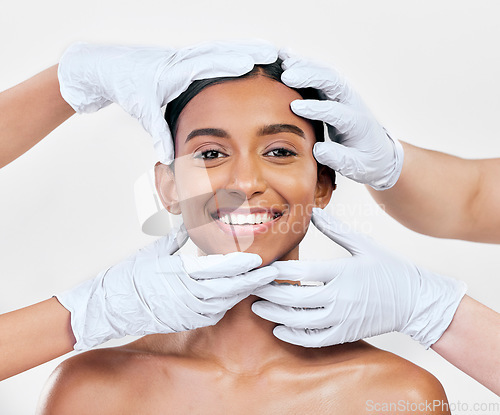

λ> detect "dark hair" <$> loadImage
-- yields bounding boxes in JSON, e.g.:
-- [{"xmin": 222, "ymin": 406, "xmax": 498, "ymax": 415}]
[{"xmin": 165, "ymin": 58, "xmax": 325, "ymax": 149}]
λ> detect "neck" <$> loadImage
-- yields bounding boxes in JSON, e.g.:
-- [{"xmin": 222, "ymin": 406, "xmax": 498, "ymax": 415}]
[
  {"xmin": 182, "ymin": 245, "xmax": 302, "ymax": 374},
  {"xmin": 183, "ymin": 295, "xmax": 302, "ymax": 375}
]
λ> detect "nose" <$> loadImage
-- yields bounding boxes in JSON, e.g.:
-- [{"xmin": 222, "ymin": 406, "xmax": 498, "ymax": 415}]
[{"xmin": 225, "ymin": 155, "xmax": 267, "ymax": 200}]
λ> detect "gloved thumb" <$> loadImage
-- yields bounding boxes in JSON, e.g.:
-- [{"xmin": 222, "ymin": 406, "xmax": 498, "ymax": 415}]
[
  {"xmin": 164, "ymin": 223, "xmax": 189, "ymax": 254},
  {"xmin": 313, "ymin": 141, "xmax": 366, "ymax": 182},
  {"xmin": 144, "ymin": 223, "xmax": 189, "ymax": 258},
  {"xmin": 181, "ymin": 252, "xmax": 263, "ymax": 280},
  {"xmin": 148, "ymin": 110, "xmax": 175, "ymax": 165}
]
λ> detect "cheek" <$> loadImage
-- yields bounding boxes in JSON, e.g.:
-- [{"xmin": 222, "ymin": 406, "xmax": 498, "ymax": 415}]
[
  {"xmin": 173, "ymin": 162, "xmax": 215, "ymax": 232},
  {"xmin": 271, "ymin": 161, "xmax": 318, "ymax": 207},
  {"xmin": 266, "ymin": 160, "xmax": 318, "ymax": 238},
  {"xmin": 174, "ymin": 159, "xmax": 214, "ymax": 200}
]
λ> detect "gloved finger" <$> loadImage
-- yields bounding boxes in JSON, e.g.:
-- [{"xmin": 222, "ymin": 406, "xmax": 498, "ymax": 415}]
[
  {"xmin": 150, "ymin": 120, "xmax": 174, "ymax": 164},
  {"xmin": 273, "ymin": 326, "xmax": 345, "ymax": 347},
  {"xmin": 271, "ymin": 260, "xmax": 336, "ymax": 283},
  {"xmin": 210, "ymin": 39, "xmax": 278, "ymax": 64},
  {"xmin": 290, "ymin": 100, "xmax": 360, "ymax": 135},
  {"xmin": 203, "ymin": 266, "xmax": 278, "ymax": 297},
  {"xmin": 164, "ymin": 275, "xmax": 229, "ymax": 315},
  {"xmin": 278, "ymin": 48, "xmax": 320, "ymax": 71},
  {"xmin": 144, "ymin": 102, "xmax": 174, "ymax": 164},
  {"xmin": 278, "ymin": 47, "xmax": 293, "ymax": 63},
  {"xmin": 252, "ymin": 301, "xmax": 333, "ymax": 329},
  {"xmin": 185, "ymin": 266, "xmax": 278, "ymax": 299},
  {"xmin": 313, "ymin": 141, "xmax": 367, "ymax": 181},
  {"xmin": 136, "ymin": 224, "xmax": 189, "ymax": 258},
  {"xmin": 278, "ymin": 48, "xmax": 305, "ymax": 70},
  {"xmin": 181, "ymin": 290, "xmax": 248, "ymax": 315},
  {"xmin": 158, "ymin": 52, "xmax": 257, "ymax": 107},
  {"xmin": 162, "ymin": 223, "xmax": 189, "ymax": 255},
  {"xmin": 185, "ymin": 52, "xmax": 257, "ymax": 80},
  {"xmin": 180, "ymin": 252, "xmax": 263, "ymax": 280},
  {"xmin": 253, "ymin": 283, "xmax": 333, "ymax": 308},
  {"xmin": 205, "ymin": 291, "xmax": 250, "ymax": 313},
  {"xmin": 313, "ymin": 141, "xmax": 377, "ymax": 186},
  {"xmin": 152, "ymin": 291, "xmax": 205, "ymax": 324},
  {"xmin": 312, "ymin": 140, "xmax": 357, "ymax": 170},
  {"xmin": 282, "ymin": 65, "xmax": 347, "ymax": 102},
  {"xmin": 311, "ymin": 208, "xmax": 374, "ymax": 255}
]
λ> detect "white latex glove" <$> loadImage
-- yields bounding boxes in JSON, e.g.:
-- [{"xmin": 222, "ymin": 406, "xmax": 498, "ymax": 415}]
[
  {"xmin": 280, "ymin": 50, "xmax": 404, "ymax": 190},
  {"xmin": 58, "ymin": 40, "xmax": 278, "ymax": 164},
  {"xmin": 57, "ymin": 225, "xmax": 278, "ymax": 350},
  {"xmin": 252, "ymin": 208, "xmax": 467, "ymax": 349}
]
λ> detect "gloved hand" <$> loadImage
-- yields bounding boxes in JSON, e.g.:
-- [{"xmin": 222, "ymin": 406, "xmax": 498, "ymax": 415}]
[
  {"xmin": 279, "ymin": 50, "xmax": 404, "ymax": 190},
  {"xmin": 252, "ymin": 208, "xmax": 467, "ymax": 349},
  {"xmin": 57, "ymin": 225, "xmax": 278, "ymax": 350},
  {"xmin": 58, "ymin": 40, "xmax": 278, "ymax": 164}
]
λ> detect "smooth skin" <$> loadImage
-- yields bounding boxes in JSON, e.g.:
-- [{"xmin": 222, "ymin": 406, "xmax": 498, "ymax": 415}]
[
  {"xmin": 369, "ymin": 141, "xmax": 500, "ymax": 394},
  {"xmin": 38, "ymin": 75, "xmax": 449, "ymax": 414},
  {"xmin": 0, "ymin": 65, "xmax": 75, "ymax": 168},
  {"xmin": 0, "ymin": 66, "xmax": 77, "ymax": 381},
  {"xmin": 368, "ymin": 141, "xmax": 500, "ymax": 243}
]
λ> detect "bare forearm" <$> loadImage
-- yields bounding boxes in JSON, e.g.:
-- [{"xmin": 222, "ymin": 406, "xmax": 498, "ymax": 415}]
[
  {"xmin": 0, "ymin": 298, "xmax": 75, "ymax": 381},
  {"xmin": 368, "ymin": 141, "xmax": 500, "ymax": 243},
  {"xmin": 0, "ymin": 65, "xmax": 75, "ymax": 168},
  {"xmin": 431, "ymin": 295, "xmax": 500, "ymax": 395}
]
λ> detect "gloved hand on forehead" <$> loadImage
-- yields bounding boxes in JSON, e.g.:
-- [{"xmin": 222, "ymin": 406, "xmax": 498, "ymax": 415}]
[
  {"xmin": 58, "ymin": 40, "xmax": 278, "ymax": 164},
  {"xmin": 57, "ymin": 225, "xmax": 278, "ymax": 350},
  {"xmin": 279, "ymin": 50, "xmax": 404, "ymax": 190},
  {"xmin": 252, "ymin": 208, "xmax": 466, "ymax": 348}
]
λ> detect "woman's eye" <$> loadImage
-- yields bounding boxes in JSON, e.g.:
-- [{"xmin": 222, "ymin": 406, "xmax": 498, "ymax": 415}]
[
  {"xmin": 264, "ymin": 148, "xmax": 298, "ymax": 158},
  {"xmin": 194, "ymin": 149, "xmax": 226, "ymax": 160}
]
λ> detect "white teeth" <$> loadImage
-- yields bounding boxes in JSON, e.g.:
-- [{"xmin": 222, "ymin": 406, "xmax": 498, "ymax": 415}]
[{"xmin": 217, "ymin": 212, "xmax": 279, "ymax": 225}]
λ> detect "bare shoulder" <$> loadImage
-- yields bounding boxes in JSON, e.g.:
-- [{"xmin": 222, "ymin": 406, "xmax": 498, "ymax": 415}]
[
  {"xmin": 37, "ymin": 347, "xmax": 163, "ymax": 415},
  {"xmin": 358, "ymin": 344, "xmax": 450, "ymax": 415}
]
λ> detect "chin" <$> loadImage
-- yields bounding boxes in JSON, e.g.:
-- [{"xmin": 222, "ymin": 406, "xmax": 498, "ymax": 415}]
[
  {"xmin": 233, "ymin": 241, "xmax": 301, "ymax": 267},
  {"xmin": 190, "ymin": 234, "xmax": 301, "ymax": 267},
  {"xmin": 187, "ymin": 215, "xmax": 307, "ymax": 266}
]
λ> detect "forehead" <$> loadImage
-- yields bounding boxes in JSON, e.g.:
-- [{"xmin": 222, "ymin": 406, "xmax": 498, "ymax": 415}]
[{"xmin": 175, "ymin": 76, "xmax": 314, "ymax": 146}]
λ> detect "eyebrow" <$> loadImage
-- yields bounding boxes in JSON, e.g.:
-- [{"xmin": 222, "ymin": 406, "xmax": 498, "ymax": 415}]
[
  {"xmin": 186, "ymin": 128, "xmax": 229, "ymax": 143},
  {"xmin": 185, "ymin": 124, "xmax": 306, "ymax": 143},
  {"xmin": 258, "ymin": 124, "xmax": 305, "ymax": 139}
]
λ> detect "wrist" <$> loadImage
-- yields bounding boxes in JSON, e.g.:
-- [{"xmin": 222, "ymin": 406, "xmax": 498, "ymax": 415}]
[
  {"xmin": 402, "ymin": 269, "xmax": 467, "ymax": 348},
  {"xmin": 369, "ymin": 131, "xmax": 405, "ymax": 191},
  {"xmin": 56, "ymin": 269, "xmax": 115, "ymax": 351}
]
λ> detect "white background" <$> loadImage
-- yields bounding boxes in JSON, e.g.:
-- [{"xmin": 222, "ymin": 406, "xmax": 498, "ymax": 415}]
[{"xmin": 1, "ymin": 0, "xmax": 500, "ymax": 413}]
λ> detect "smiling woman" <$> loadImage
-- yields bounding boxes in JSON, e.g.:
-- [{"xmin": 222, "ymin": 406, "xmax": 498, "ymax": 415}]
[
  {"xmin": 157, "ymin": 61, "xmax": 334, "ymax": 265},
  {"xmin": 37, "ymin": 60, "xmax": 450, "ymax": 415}
]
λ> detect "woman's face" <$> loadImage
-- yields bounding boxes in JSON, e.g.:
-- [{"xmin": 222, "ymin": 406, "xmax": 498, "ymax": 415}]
[{"xmin": 157, "ymin": 75, "xmax": 333, "ymax": 266}]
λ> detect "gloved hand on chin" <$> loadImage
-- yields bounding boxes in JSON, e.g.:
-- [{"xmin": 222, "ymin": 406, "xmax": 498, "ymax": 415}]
[
  {"xmin": 252, "ymin": 208, "xmax": 467, "ymax": 349},
  {"xmin": 57, "ymin": 225, "xmax": 277, "ymax": 350}
]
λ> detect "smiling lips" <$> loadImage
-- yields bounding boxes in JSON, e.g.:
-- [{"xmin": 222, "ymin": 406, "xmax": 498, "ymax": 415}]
[{"xmin": 211, "ymin": 208, "xmax": 283, "ymax": 235}]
